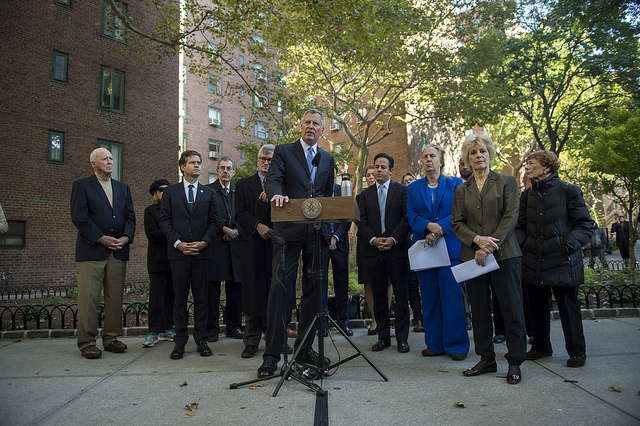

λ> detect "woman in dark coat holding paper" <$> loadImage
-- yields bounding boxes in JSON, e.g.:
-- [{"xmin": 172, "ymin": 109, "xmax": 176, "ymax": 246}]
[
  {"xmin": 452, "ymin": 132, "xmax": 526, "ymax": 384},
  {"xmin": 516, "ymin": 151, "xmax": 593, "ymax": 367},
  {"xmin": 407, "ymin": 145, "xmax": 469, "ymax": 361}
]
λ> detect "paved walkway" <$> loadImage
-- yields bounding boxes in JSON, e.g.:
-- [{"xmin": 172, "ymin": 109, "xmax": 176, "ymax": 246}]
[{"xmin": 1, "ymin": 317, "xmax": 639, "ymax": 425}]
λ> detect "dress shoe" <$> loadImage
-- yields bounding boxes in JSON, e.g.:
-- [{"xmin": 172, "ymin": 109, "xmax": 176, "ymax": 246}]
[
  {"xmin": 207, "ymin": 334, "xmax": 219, "ymax": 343},
  {"xmin": 336, "ymin": 323, "xmax": 353, "ymax": 336},
  {"xmin": 506, "ymin": 363, "xmax": 521, "ymax": 384},
  {"xmin": 526, "ymin": 349, "xmax": 552, "ymax": 360},
  {"xmin": 462, "ymin": 360, "xmax": 497, "ymax": 377},
  {"xmin": 367, "ymin": 326, "xmax": 378, "ymax": 336},
  {"xmin": 197, "ymin": 341, "xmax": 212, "ymax": 357},
  {"xmin": 567, "ymin": 354, "xmax": 586, "ymax": 367},
  {"xmin": 281, "ymin": 344, "xmax": 293, "ymax": 355},
  {"xmin": 413, "ymin": 321, "xmax": 425, "ymax": 332},
  {"xmin": 103, "ymin": 339, "xmax": 127, "ymax": 353},
  {"xmin": 372, "ymin": 339, "xmax": 391, "ymax": 351},
  {"xmin": 421, "ymin": 347, "xmax": 444, "ymax": 357},
  {"xmin": 450, "ymin": 353, "xmax": 467, "ymax": 361},
  {"xmin": 258, "ymin": 358, "xmax": 278, "ymax": 378},
  {"xmin": 286, "ymin": 327, "xmax": 297, "ymax": 338},
  {"xmin": 241, "ymin": 345, "xmax": 258, "ymax": 359},
  {"xmin": 296, "ymin": 348, "xmax": 330, "ymax": 367},
  {"xmin": 80, "ymin": 345, "xmax": 102, "ymax": 359},
  {"xmin": 397, "ymin": 341, "xmax": 410, "ymax": 353},
  {"xmin": 226, "ymin": 327, "xmax": 243, "ymax": 339},
  {"xmin": 493, "ymin": 334, "xmax": 505, "ymax": 344},
  {"xmin": 170, "ymin": 344, "xmax": 185, "ymax": 360}
]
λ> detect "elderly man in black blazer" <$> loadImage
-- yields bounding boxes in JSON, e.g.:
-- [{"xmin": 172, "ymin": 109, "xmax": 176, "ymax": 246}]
[
  {"xmin": 257, "ymin": 109, "xmax": 336, "ymax": 378},
  {"xmin": 358, "ymin": 153, "xmax": 411, "ymax": 353},
  {"xmin": 70, "ymin": 147, "xmax": 135, "ymax": 359},
  {"xmin": 207, "ymin": 156, "xmax": 243, "ymax": 342},
  {"xmin": 235, "ymin": 144, "xmax": 275, "ymax": 358},
  {"xmin": 161, "ymin": 150, "xmax": 220, "ymax": 360}
]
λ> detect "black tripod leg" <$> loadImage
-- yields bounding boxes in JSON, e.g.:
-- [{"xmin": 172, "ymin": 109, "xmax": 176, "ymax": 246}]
[{"xmin": 325, "ymin": 315, "xmax": 389, "ymax": 381}]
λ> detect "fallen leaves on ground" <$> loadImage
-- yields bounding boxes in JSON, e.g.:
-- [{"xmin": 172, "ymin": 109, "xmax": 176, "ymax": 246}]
[
  {"xmin": 179, "ymin": 381, "xmax": 188, "ymax": 387},
  {"xmin": 249, "ymin": 384, "xmax": 264, "ymax": 390},
  {"xmin": 609, "ymin": 386, "xmax": 622, "ymax": 393},
  {"xmin": 454, "ymin": 402, "xmax": 465, "ymax": 408},
  {"xmin": 185, "ymin": 402, "xmax": 199, "ymax": 411}
]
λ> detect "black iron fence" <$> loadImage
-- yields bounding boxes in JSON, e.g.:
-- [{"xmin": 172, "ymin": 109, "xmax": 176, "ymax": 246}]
[{"xmin": 0, "ymin": 284, "xmax": 637, "ymax": 332}]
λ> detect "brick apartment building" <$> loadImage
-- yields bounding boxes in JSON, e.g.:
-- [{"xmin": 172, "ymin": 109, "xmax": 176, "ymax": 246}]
[{"xmin": 0, "ymin": 0, "xmax": 178, "ymax": 287}]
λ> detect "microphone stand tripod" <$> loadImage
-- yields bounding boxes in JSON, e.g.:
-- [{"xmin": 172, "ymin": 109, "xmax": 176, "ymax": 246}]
[{"xmin": 273, "ymin": 221, "xmax": 389, "ymax": 398}]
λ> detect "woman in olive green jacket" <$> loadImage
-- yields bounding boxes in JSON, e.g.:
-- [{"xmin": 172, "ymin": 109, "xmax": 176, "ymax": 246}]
[{"xmin": 452, "ymin": 132, "xmax": 527, "ymax": 385}]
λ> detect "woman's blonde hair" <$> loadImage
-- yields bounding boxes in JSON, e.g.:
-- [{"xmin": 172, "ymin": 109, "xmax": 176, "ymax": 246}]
[{"xmin": 460, "ymin": 132, "xmax": 496, "ymax": 168}]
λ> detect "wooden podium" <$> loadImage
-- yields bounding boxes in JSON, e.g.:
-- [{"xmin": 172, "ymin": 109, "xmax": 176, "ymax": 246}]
[{"xmin": 270, "ymin": 195, "xmax": 359, "ymax": 223}]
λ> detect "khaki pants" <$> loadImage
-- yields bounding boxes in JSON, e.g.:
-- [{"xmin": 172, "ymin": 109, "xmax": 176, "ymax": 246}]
[{"xmin": 76, "ymin": 253, "xmax": 126, "ymax": 350}]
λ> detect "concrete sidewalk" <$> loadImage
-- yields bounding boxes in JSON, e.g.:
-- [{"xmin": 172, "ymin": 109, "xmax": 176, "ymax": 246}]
[{"xmin": 1, "ymin": 317, "xmax": 639, "ymax": 425}]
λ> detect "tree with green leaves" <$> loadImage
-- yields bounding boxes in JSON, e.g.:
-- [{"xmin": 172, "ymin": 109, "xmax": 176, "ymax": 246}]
[
  {"xmin": 585, "ymin": 107, "xmax": 640, "ymax": 283},
  {"xmin": 428, "ymin": 0, "xmax": 640, "ymax": 158},
  {"xmin": 109, "ymin": 0, "xmax": 509, "ymax": 191}
]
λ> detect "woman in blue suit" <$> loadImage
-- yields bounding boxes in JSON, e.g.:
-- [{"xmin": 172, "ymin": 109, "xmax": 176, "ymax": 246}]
[{"xmin": 407, "ymin": 145, "xmax": 469, "ymax": 361}]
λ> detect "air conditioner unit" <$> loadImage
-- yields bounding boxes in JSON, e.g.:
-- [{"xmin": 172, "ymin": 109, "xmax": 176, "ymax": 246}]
[
  {"xmin": 209, "ymin": 118, "xmax": 220, "ymax": 127},
  {"xmin": 330, "ymin": 122, "xmax": 342, "ymax": 131},
  {"xmin": 209, "ymin": 151, "xmax": 220, "ymax": 159}
]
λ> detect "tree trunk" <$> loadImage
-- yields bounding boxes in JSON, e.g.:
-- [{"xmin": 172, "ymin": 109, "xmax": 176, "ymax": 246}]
[{"xmin": 628, "ymin": 201, "xmax": 637, "ymax": 285}]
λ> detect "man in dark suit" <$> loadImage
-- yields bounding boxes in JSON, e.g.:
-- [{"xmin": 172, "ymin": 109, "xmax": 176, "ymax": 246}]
[
  {"xmin": 70, "ymin": 148, "xmax": 135, "ymax": 359},
  {"xmin": 160, "ymin": 150, "xmax": 219, "ymax": 360},
  {"xmin": 235, "ymin": 144, "xmax": 275, "ymax": 358},
  {"xmin": 322, "ymin": 173, "xmax": 353, "ymax": 336},
  {"xmin": 207, "ymin": 156, "xmax": 243, "ymax": 342},
  {"xmin": 358, "ymin": 152, "xmax": 411, "ymax": 353},
  {"xmin": 611, "ymin": 213, "xmax": 630, "ymax": 262},
  {"xmin": 257, "ymin": 109, "xmax": 336, "ymax": 378}
]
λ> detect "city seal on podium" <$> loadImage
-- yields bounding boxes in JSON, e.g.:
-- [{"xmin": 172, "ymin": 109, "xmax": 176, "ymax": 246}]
[{"xmin": 301, "ymin": 198, "xmax": 322, "ymax": 219}]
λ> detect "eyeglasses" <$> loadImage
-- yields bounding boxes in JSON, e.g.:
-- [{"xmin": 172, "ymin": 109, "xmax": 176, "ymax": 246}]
[{"xmin": 259, "ymin": 156, "xmax": 273, "ymax": 162}]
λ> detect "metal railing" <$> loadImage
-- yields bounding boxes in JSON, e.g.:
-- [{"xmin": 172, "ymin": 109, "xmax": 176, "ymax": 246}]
[{"xmin": 0, "ymin": 284, "xmax": 637, "ymax": 332}]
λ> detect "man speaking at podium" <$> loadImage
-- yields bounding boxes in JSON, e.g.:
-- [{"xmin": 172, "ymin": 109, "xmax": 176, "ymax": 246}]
[{"xmin": 257, "ymin": 109, "xmax": 336, "ymax": 378}]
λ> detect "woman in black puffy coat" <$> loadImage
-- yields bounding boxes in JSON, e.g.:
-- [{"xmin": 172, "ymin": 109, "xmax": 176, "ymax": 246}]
[{"xmin": 516, "ymin": 151, "xmax": 593, "ymax": 368}]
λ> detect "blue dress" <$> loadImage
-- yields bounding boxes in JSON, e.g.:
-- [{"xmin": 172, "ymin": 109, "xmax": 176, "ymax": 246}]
[{"xmin": 406, "ymin": 175, "xmax": 469, "ymax": 355}]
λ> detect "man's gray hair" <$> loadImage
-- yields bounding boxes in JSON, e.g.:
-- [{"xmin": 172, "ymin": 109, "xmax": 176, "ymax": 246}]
[
  {"xmin": 304, "ymin": 108, "xmax": 325, "ymax": 127},
  {"xmin": 90, "ymin": 147, "xmax": 109, "ymax": 163},
  {"xmin": 257, "ymin": 144, "xmax": 275, "ymax": 161},
  {"xmin": 217, "ymin": 156, "xmax": 235, "ymax": 170}
]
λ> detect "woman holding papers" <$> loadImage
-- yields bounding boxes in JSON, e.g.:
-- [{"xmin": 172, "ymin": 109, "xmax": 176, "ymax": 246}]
[
  {"xmin": 516, "ymin": 151, "xmax": 592, "ymax": 368},
  {"xmin": 452, "ymin": 132, "xmax": 526, "ymax": 385},
  {"xmin": 407, "ymin": 145, "xmax": 469, "ymax": 361}
]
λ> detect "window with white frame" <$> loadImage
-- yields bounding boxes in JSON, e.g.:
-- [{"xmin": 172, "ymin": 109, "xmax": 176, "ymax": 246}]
[
  {"xmin": 254, "ymin": 121, "xmax": 268, "ymax": 139},
  {"xmin": 240, "ymin": 115, "xmax": 246, "ymax": 128},
  {"xmin": 253, "ymin": 63, "xmax": 267, "ymax": 82},
  {"xmin": 208, "ymin": 139, "xmax": 222, "ymax": 160},
  {"xmin": 208, "ymin": 107, "xmax": 222, "ymax": 126},
  {"xmin": 208, "ymin": 75, "xmax": 222, "ymax": 95},
  {"xmin": 253, "ymin": 93, "xmax": 267, "ymax": 109}
]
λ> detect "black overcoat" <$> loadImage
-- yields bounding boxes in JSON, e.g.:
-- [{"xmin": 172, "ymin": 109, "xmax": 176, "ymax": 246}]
[{"xmin": 516, "ymin": 173, "xmax": 593, "ymax": 287}]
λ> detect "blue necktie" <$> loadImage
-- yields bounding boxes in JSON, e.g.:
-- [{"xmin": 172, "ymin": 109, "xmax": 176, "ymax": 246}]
[
  {"xmin": 188, "ymin": 184, "xmax": 194, "ymax": 210},
  {"xmin": 307, "ymin": 147, "xmax": 316, "ymax": 183},
  {"xmin": 378, "ymin": 185, "xmax": 386, "ymax": 234}
]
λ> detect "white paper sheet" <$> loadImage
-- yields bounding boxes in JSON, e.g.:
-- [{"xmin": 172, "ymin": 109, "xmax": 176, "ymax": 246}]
[
  {"xmin": 408, "ymin": 238, "xmax": 451, "ymax": 271},
  {"xmin": 450, "ymin": 253, "xmax": 500, "ymax": 283}
]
